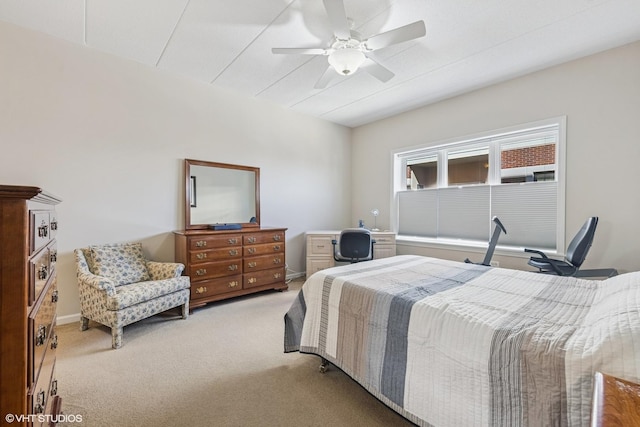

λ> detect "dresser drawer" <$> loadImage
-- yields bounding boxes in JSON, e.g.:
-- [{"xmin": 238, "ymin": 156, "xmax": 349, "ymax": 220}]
[
  {"xmin": 189, "ymin": 259, "xmax": 242, "ymax": 281},
  {"xmin": 29, "ymin": 277, "xmax": 58, "ymax": 385},
  {"xmin": 30, "ymin": 211, "xmax": 52, "ymax": 254},
  {"xmin": 188, "ymin": 246, "xmax": 241, "ymax": 264},
  {"xmin": 244, "ymin": 267, "xmax": 286, "ymax": 289},
  {"xmin": 307, "ymin": 235, "xmax": 336, "ymax": 256},
  {"xmin": 188, "ymin": 234, "xmax": 242, "ymax": 250},
  {"xmin": 244, "ymin": 242, "xmax": 284, "ymax": 257},
  {"xmin": 28, "ymin": 355, "xmax": 56, "ymax": 421},
  {"xmin": 244, "ymin": 253, "xmax": 284, "ymax": 272},
  {"xmin": 243, "ymin": 231, "xmax": 285, "ymax": 245},
  {"xmin": 191, "ymin": 275, "xmax": 242, "ymax": 299},
  {"xmin": 30, "ymin": 246, "xmax": 51, "ymax": 305}
]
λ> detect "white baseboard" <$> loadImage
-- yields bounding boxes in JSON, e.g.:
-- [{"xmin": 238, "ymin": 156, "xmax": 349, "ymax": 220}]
[{"xmin": 57, "ymin": 313, "xmax": 81, "ymax": 325}]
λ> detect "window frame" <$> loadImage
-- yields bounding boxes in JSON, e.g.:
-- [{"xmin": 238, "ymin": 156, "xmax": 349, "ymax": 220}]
[{"xmin": 390, "ymin": 116, "xmax": 567, "ymax": 256}]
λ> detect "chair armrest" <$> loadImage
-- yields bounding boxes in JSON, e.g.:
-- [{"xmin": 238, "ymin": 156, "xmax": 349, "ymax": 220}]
[
  {"xmin": 77, "ymin": 271, "xmax": 117, "ymax": 297},
  {"xmin": 524, "ymin": 248, "xmax": 549, "ymax": 259},
  {"xmin": 146, "ymin": 261, "xmax": 185, "ymax": 280}
]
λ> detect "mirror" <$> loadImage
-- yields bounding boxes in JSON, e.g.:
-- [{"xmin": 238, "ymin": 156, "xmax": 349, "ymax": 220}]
[{"xmin": 185, "ymin": 159, "xmax": 260, "ymax": 230}]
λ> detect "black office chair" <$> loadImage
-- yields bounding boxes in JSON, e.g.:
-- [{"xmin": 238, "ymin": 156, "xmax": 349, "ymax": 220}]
[
  {"xmin": 465, "ymin": 216, "xmax": 507, "ymax": 266},
  {"xmin": 332, "ymin": 229, "xmax": 376, "ymax": 263},
  {"xmin": 525, "ymin": 216, "xmax": 598, "ymax": 276}
]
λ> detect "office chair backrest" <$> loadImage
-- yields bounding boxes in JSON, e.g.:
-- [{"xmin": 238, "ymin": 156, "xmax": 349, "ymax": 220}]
[
  {"xmin": 566, "ymin": 216, "xmax": 598, "ymax": 268},
  {"xmin": 337, "ymin": 229, "xmax": 373, "ymax": 261}
]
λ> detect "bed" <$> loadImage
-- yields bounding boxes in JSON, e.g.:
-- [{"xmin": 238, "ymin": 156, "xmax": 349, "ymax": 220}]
[{"xmin": 284, "ymin": 255, "xmax": 640, "ymax": 426}]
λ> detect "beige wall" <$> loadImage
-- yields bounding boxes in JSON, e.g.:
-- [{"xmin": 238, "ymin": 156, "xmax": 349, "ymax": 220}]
[
  {"xmin": 352, "ymin": 41, "xmax": 640, "ymax": 274},
  {"xmin": 0, "ymin": 22, "xmax": 352, "ymax": 320}
]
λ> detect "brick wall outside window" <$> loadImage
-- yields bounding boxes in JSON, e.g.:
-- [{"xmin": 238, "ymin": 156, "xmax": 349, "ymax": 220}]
[{"xmin": 501, "ymin": 144, "xmax": 555, "ymax": 169}]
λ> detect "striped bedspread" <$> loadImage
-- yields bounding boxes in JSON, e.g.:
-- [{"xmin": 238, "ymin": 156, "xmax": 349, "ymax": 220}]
[{"xmin": 284, "ymin": 255, "xmax": 640, "ymax": 426}]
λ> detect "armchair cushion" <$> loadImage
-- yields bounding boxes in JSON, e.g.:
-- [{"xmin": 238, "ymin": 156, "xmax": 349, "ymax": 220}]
[
  {"xmin": 106, "ymin": 276, "xmax": 191, "ymax": 310},
  {"xmin": 89, "ymin": 243, "xmax": 150, "ymax": 286}
]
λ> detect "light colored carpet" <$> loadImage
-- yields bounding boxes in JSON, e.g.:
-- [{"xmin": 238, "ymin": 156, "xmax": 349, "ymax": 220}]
[{"xmin": 56, "ymin": 279, "xmax": 415, "ymax": 426}]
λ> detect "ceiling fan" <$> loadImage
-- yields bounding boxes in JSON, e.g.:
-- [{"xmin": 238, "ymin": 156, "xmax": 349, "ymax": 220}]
[{"xmin": 272, "ymin": 0, "xmax": 426, "ymax": 89}]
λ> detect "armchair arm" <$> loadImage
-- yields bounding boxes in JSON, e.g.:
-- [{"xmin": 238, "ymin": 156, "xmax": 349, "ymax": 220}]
[
  {"xmin": 77, "ymin": 271, "xmax": 117, "ymax": 297},
  {"xmin": 146, "ymin": 261, "xmax": 185, "ymax": 280}
]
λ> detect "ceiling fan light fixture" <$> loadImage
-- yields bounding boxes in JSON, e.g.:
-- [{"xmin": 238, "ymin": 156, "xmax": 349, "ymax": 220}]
[{"xmin": 328, "ymin": 48, "xmax": 366, "ymax": 75}]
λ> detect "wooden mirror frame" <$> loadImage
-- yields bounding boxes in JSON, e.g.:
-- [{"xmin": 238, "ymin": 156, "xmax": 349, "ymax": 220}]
[{"xmin": 184, "ymin": 159, "xmax": 260, "ymax": 230}]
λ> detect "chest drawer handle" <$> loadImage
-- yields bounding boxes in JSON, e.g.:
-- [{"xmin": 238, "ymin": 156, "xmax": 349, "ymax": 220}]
[
  {"xmin": 35, "ymin": 390, "xmax": 46, "ymax": 413},
  {"xmin": 248, "ymin": 262, "xmax": 257, "ymax": 268},
  {"xmin": 228, "ymin": 238, "xmax": 238, "ymax": 245},
  {"xmin": 228, "ymin": 264, "xmax": 238, "ymax": 271},
  {"xmin": 50, "ymin": 220, "xmax": 58, "ymax": 231},
  {"xmin": 195, "ymin": 269, "xmax": 207, "ymax": 276},
  {"xmin": 248, "ymin": 277, "xmax": 257, "ymax": 284},
  {"xmin": 52, "ymin": 290, "xmax": 59, "ymax": 303},
  {"xmin": 196, "ymin": 253, "xmax": 207, "ymax": 260},
  {"xmin": 273, "ymin": 258, "xmax": 282, "ymax": 264},
  {"xmin": 35, "ymin": 325, "xmax": 47, "ymax": 346},
  {"xmin": 229, "ymin": 249, "xmax": 238, "ymax": 256},
  {"xmin": 50, "ymin": 251, "xmax": 57, "ymax": 263},
  {"xmin": 195, "ymin": 240, "xmax": 207, "ymax": 247},
  {"xmin": 50, "ymin": 379, "xmax": 58, "ymax": 396},
  {"xmin": 273, "ymin": 235, "xmax": 282, "ymax": 242},
  {"xmin": 38, "ymin": 265, "xmax": 48, "ymax": 281},
  {"xmin": 38, "ymin": 222, "xmax": 48, "ymax": 238},
  {"xmin": 195, "ymin": 286, "xmax": 207, "ymax": 294},
  {"xmin": 247, "ymin": 248, "xmax": 256, "ymax": 254},
  {"xmin": 51, "ymin": 334, "xmax": 58, "ymax": 349},
  {"xmin": 273, "ymin": 245, "xmax": 281, "ymax": 251},
  {"xmin": 228, "ymin": 281, "xmax": 239, "ymax": 288}
]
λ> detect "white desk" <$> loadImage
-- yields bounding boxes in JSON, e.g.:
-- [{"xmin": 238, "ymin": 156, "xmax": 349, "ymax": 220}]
[{"xmin": 305, "ymin": 230, "xmax": 396, "ymax": 277}]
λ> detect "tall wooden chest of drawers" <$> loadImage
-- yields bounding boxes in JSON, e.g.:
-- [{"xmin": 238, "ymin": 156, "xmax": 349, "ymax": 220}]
[
  {"xmin": 0, "ymin": 185, "xmax": 62, "ymax": 426},
  {"xmin": 174, "ymin": 227, "xmax": 287, "ymax": 309}
]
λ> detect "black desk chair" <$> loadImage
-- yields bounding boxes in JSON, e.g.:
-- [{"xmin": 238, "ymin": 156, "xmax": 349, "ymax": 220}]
[
  {"xmin": 525, "ymin": 216, "xmax": 612, "ymax": 277},
  {"xmin": 465, "ymin": 216, "xmax": 507, "ymax": 266},
  {"xmin": 332, "ymin": 229, "xmax": 376, "ymax": 263}
]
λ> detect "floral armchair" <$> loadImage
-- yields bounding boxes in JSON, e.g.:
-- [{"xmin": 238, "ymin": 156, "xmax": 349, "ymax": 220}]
[{"xmin": 74, "ymin": 243, "xmax": 190, "ymax": 349}]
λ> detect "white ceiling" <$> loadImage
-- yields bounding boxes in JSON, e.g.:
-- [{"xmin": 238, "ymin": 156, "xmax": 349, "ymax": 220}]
[{"xmin": 2, "ymin": 0, "xmax": 639, "ymax": 127}]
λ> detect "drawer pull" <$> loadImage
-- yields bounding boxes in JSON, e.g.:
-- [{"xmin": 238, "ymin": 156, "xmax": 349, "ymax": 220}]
[
  {"xmin": 273, "ymin": 245, "xmax": 281, "ymax": 251},
  {"xmin": 228, "ymin": 238, "xmax": 238, "ymax": 245},
  {"xmin": 273, "ymin": 258, "xmax": 282, "ymax": 264},
  {"xmin": 50, "ymin": 251, "xmax": 57, "ymax": 263},
  {"xmin": 248, "ymin": 277, "xmax": 257, "ymax": 284},
  {"xmin": 316, "ymin": 245, "xmax": 325, "ymax": 249},
  {"xmin": 35, "ymin": 390, "xmax": 45, "ymax": 413},
  {"xmin": 228, "ymin": 264, "xmax": 239, "ymax": 271},
  {"xmin": 51, "ymin": 334, "xmax": 58, "ymax": 349},
  {"xmin": 273, "ymin": 235, "xmax": 282, "ymax": 241},
  {"xmin": 195, "ymin": 240, "xmax": 207, "ymax": 247},
  {"xmin": 228, "ymin": 281, "xmax": 239, "ymax": 288},
  {"xmin": 247, "ymin": 237, "xmax": 257, "ymax": 243},
  {"xmin": 229, "ymin": 249, "xmax": 238, "ymax": 256},
  {"xmin": 38, "ymin": 222, "xmax": 48, "ymax": 238},
  {"xmin": 52, "ymin": 290, "xmax": 59, "ymax": 303},
  {"xmin": 247, "ymin": 248, "xmax": 256, "ymax": 254},
  {"xmin": 196, "ymin": 253, "xmax": 207, "ymax": 260},
  {"xmin": 35, "ymin": 325, "xmax": 47, "ymax": 346},
  {"xmin": 195, "ymin": 286, "xmax": 207, "ymax": 294},
  {"xmin": 50, "ymin": 220, "xmax": 58, "ymax": 231},
  {"xmin": 50, "ymin": 379, "xmax": 58, "ymax": 396},
  {"xmin": 195, "ymin": 269, "xmax": 207, "ymax": 276},
  {"xmin": 274, "ymin": 273, "xmax": 282, "ymax": 279},
  {"xmin": 38, "ymin": 265, "xmax": 48, "ymax": 281},
  {"xmin": 248, "ymin": 262, "xmax": 257, "ymax": 268}
]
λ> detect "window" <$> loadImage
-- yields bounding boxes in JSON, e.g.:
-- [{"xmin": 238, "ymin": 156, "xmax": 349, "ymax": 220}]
[{"xmin": 392, "ymin": 117, "xmax": 565, "ymax": 252}]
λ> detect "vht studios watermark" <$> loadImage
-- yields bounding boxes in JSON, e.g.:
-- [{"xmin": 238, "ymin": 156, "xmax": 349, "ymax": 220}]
[{"xmin": 5, "ymin": 413, "xmax": 83, "ymax": 424}]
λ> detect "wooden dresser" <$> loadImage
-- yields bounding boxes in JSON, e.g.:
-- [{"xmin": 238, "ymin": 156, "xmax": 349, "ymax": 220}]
[
  {"xmin": 305, "ymin": 230, "xmax": 396, "ymax": 277},
  {"xmin": 0, "ymin": 185, "xmax": 62, "ymax": 426},
  {"xmin": 174, "ymin": 227, "xmax": 287, "ymax": 309},
  {"xmin": 591, "ymin": 372, "xmax": 640, "ymax": 426}
]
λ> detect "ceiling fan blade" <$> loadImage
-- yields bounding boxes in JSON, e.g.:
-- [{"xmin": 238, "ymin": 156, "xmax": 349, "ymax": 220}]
[
  {"xmin": 314, "ymin": 65, "xmax": 336, "ymax": 89},
  {"xmin": 272, "ymin": 48, "xmax": 327, "ymax": 55},
  {"xmin": 361, "ymin": 57, "xmax": 394, "ymax": 83},
  {"xmin": 322, "ymin": 0, "xmax": 351, "ymax": 40},
  {"xmin": 365, "ymin": 20, "xmax": 426, "ymax": 51}
]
